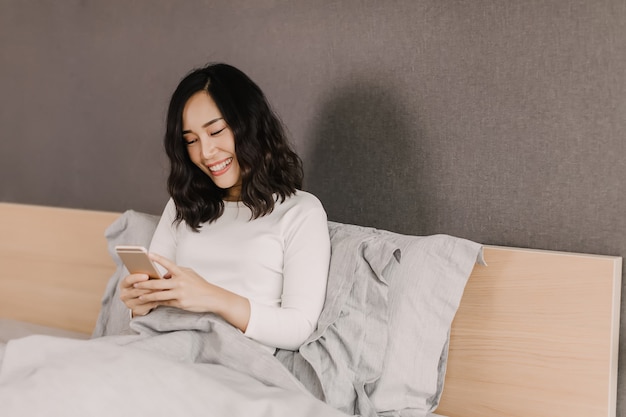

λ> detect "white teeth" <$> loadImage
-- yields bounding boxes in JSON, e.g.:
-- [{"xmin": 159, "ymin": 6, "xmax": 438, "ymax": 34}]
[{"xmin": 208, "ymin": 158, "xmax": 232, "ymax": 172}]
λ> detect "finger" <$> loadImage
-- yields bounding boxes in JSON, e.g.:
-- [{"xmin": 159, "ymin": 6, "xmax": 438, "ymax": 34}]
[
  {"xmin": 148, "ymin": 253, "xmax": 182, "ymax": 275},
  {"xmin": 120, "ymin": 289, "xmax": 155, "ymax": 306},
  {"xmin": 139, "ymin": 289, "xmax": 177, "ymax": 303},
  {"xmin": 133, "ymin": 279, "xmax": 175, "ymax": 291},
  {"xmin": 123, "ymin": 287, "xmax": 155, "ymax": 299},
  {"xmin": 132, "ymin": 302, "xmax": 160, "ymax": 317},
  {"xmin": 126, "ymin": 293, "xmax": 160, "ymax": 309},
  {"xmin": 152, "ymin": 299, "xmax": 175, "ymax": 308},
  {"xmin": 121, "ymin": 273, "xmax": 150, "ymax": 288}
]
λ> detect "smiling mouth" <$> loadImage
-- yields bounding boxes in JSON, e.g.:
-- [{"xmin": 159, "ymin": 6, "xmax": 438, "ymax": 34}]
[{"xmin": 208, "ymin": 158, "xmax": 233, "ymax": 174}]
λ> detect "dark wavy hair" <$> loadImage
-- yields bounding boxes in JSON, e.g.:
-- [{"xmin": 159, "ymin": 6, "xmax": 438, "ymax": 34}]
[{"xmin": 164, "ymin": 63, "xmax": 303, "ymax": 230}]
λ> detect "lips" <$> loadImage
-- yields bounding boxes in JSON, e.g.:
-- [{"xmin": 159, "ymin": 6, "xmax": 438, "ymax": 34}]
[{"xmin": 207, "ymin": 157, "xmax": 233, "ymax": 176}]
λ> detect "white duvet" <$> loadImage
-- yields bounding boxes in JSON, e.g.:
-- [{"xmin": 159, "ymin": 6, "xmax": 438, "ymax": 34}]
[{"xmin": 0, "ymin": 307, "xmax": 347, "ymax": 417}]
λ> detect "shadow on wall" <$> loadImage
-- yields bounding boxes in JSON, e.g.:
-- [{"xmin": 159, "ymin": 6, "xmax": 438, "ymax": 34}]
[{"xmin": 304, "ymin": 79, "xmax": 427, "ymax": 234}]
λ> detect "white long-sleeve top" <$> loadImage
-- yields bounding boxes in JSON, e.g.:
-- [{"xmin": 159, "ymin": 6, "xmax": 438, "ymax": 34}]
[{"xmin": 148, "ymin": 190, "xmax": 331, "ymax": 351}]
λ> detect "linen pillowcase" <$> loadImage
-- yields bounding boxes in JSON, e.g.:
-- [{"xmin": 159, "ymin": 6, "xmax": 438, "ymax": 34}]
[
  {"xmin": 91, "ymin": 210, "xmax": 160, "ymax": 338},
  {"xmin": 369, "ymin": 227, "xmax": 483, "ymax": 415},
  {"xmin": 295, "ymin": 222, "xmax": 482, "ymax": 417}
]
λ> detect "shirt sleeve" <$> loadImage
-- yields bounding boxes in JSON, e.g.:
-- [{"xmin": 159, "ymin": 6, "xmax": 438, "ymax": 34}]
[
  {"xmin": 244, "ymin": 203, "xmax": 331, "ymax": 351},
  {"xmin": 148, "ymin": 198, "xmax": 178, "ymax": 276}
]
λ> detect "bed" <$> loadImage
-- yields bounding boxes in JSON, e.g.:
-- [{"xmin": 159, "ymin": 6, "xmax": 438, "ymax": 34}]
[{"xmin": 0, "ymin": 202, "xmax": 621, "ymax": 417}]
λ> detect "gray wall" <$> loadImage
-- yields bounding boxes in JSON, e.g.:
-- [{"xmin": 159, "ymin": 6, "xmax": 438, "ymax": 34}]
[{"xmin": 2, "ymin": 0, "xmax": 626, "ymax": 413}]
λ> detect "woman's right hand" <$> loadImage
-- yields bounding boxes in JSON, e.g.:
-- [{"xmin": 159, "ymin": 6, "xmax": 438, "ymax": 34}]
[{"xmin": 119, "ymin": 273, "xmax": 160, "ymax": 317}]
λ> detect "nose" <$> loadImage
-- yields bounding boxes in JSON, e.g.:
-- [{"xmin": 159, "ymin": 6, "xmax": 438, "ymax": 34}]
[{"xmin": 199, "ymin": 136, "xmax": 217, "ymax": 160}]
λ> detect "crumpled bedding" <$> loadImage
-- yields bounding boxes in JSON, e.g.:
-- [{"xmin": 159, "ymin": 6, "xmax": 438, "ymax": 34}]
[{"xmin": 0, "ymin": 307, "xmax": 347, "ymax": 417}]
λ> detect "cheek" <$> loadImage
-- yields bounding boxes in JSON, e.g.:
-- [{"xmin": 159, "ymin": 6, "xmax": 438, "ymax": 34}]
[{"xmin": 231, "ymin": 155, "xmax": 242, "ymax": 171}]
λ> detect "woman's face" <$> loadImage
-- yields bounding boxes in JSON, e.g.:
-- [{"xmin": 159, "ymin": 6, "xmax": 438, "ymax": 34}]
[{"xmin": 182, "ymin": 91, "xmax": 242, "ymax": 200}]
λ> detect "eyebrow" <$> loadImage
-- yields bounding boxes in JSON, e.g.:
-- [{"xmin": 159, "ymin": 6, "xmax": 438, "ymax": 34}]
[{"xmin": 182, "ymin": 117, "xmax": 223, "ymax": 135}]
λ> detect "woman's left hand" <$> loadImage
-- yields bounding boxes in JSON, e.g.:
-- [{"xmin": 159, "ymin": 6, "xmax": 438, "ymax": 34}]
[{"xmin": 133, "ymin": 253, "xmax": 251, "ymax": 332}]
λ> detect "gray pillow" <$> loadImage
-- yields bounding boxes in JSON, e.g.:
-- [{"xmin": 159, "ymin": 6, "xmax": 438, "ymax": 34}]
[
  {"xmin": 91, "ymin": 210, "xmax": 160, "ymax": 338},
  {"xmin": 283, "ymin": 222, "xmax": 482, "ymax": 417},
  {"xmin": 369, "ymin": 228, "xmax": 482, "ymax": 416}
]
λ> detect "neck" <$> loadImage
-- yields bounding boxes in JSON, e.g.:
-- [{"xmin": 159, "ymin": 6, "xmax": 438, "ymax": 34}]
[{"xmin": 224, "ymin": 185, "xmax": 242, "ymax": 202}]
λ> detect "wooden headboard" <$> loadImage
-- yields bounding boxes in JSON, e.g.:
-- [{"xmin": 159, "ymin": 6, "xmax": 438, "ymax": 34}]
[
  {"xmin": 438, "ymin": 246, "xmax": 621, "ymax": 417},
  {"xmin": 0, "ymin": 203, "xmax": 621, "ymax": 417},
  {"xmin": 0, "ymin": 203, "xmax": 119, "ymax": 333}
]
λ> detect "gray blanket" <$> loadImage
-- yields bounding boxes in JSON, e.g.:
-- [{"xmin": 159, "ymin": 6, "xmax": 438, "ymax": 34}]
[{"xmin": 0, "ymin": 307, "xmax": 347, "ymax": 417}]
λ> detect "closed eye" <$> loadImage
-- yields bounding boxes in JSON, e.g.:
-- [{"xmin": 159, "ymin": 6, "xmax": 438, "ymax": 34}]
[
  {"xmin": 184, "ymin": 137, "xmax": 198, "ymax": 146},
  {"xmin": 210, "ymin": 127, "xmax": 226, "ymax": 136}
]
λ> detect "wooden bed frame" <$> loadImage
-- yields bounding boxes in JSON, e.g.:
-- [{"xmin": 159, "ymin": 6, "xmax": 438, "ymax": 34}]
[{"xmin": 0, "ymin": 202, "xmax": 621, "ymax": 417}]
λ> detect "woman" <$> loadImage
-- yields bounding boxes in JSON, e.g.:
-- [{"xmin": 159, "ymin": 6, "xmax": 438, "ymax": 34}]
[{"xmin": 119, "ymin": 63, "xmax": 331, "ymax": 351}]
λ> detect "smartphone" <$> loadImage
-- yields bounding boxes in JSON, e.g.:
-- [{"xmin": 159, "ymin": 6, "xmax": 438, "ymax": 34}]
[{"xmin": 115, "ymin": 245, "xmax": 163, "ymax": 279}]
